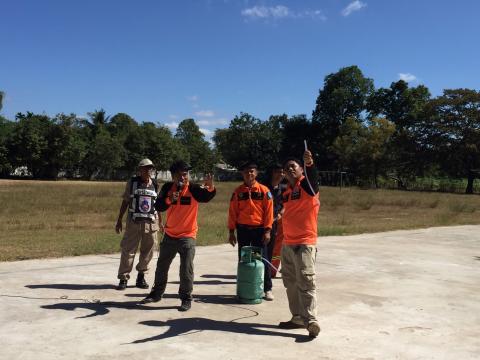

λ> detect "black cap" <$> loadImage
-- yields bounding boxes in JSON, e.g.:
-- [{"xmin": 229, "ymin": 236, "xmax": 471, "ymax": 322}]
[
  {"xmin": 239, "ymin": 161, "xmax": 258, "ymax": 171},
  {"xmin": 170, "ymin": 160, "xmax": 192, "ymax": 174},
  {"xmin": 282, "ymin": 157, "xmax": 303, "ymax": 168},
  {"xmin": 268, "ymin": 163, "xmax": 283, "ymax": 171}
]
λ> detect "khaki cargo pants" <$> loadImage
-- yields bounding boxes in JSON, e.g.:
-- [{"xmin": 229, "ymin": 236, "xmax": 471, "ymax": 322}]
[
  {"xmin": 281, "ymin": 244, "xmax": 318, "ymax": 326},
  {"xmin": 117, "ymin": 218, "xmax": 158, "ymax": 280}
]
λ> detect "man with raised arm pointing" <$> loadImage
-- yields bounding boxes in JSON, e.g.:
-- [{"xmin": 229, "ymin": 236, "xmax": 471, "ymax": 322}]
[{"xmin": 278, "ymin": 148, "xmax": 321, "ymax": 338}]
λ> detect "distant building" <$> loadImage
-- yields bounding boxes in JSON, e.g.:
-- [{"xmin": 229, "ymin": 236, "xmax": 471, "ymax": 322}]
[{"xmin": 214, "ymin": 162, "xmax": 240, "ymax": 181}]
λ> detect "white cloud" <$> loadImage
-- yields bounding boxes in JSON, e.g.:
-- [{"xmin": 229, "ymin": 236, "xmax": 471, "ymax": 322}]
[
  {"xmin": 242, "ymin": 6, "xmax": 274, "ymax": 19},
  {"xmin": 241, "ymin": 5, "xmax": 326, "ymax": 21},
  {"xmin": 164, "ymin": 122, "xmax": 179, "ymax": 130},
  {"xmin": 302, "ymin": 10, "xmax": 327, "ymax": 21},
  {"xmin": 196, "ymin": 118, "xmax": 229, "ymax": 126},
  {"xmin": 186, "ymin": 95, "xmax": 199, "ymax": 102},
  {"xmin": 168, "ymin": 114, "xmax": 179, "ymax": 120},
  {"xmin": 398, "ymin": 73, "xmax": 417, "ymax": 82},
  {"xmin": 341, "ymin": 1, "xmax": 367, "ymax": 17},
  {"xmin": 270, "ymin": 5, "xmax": 290, "ymax": 18},
  {"xmin": 195, "ymin": 110, "xmax": 215, "ymax": 117},
  {"xmin": 199, "ymin": 128, "xmax": 214, "ymax": 138}
]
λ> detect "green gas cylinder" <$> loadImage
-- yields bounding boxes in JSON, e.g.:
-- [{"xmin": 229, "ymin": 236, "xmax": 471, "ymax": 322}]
[{"xmin": 236, "ymin": 246, "xmax": 264, "ymax": 304}]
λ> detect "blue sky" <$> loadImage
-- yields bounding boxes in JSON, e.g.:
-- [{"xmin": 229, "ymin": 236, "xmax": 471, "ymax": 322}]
[{"xmin": 1, "ymin": 0, "xmax": 479, "ymax": 139}]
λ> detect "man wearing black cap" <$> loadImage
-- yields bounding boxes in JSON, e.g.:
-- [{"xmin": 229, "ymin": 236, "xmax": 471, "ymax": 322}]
[
  {"xmin": 141, "ymin": 160, "xmax": 216, "ymax": 311},
  {"xmin": 228, "ymin": 161, "xmax": 274, "ymax": 300}
]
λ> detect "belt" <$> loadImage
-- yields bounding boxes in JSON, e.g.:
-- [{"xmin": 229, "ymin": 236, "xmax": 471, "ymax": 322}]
[{"xmin": 236, "ymin": 223, "xmax": 264, "ymax": 230}]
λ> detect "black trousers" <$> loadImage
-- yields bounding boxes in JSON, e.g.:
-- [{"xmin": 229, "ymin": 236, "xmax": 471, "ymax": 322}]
[
  {"xmin": 152, "ymin": 234, "xmax": 195, "ymax": 300},
  {"xmin": 236, "ymin": 225, "xmax": 272, "ymax": 292},
  {"xmin": 266, "ymin": 220, "xmax": 278, "ymax": 265}
]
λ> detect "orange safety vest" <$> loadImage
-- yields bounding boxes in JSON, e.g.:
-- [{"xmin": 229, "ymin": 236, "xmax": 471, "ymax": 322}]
[
  {"xmin": 161, "ymin": 182, "xmax": 215, "ymax": 239},
  {"xmin": 282, "ymin": 175, "xmax": 320, "ymax": 245},
  {"xmin": 228, "ymin": 181, "xmax": 273, "ymax": 230}
]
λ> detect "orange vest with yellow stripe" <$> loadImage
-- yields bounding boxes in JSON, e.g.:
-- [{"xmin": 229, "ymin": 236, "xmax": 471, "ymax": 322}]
[
  {"xmin": 282, "ymin": 175, "xmax": 320, "ymax": 245},
  {"xmin": 228, "ymin": 181, "xmax": 273, "ymax": 230},
  {"xmin": 158, "ymin": 182, "xmax": 216, "ymax": 239}
]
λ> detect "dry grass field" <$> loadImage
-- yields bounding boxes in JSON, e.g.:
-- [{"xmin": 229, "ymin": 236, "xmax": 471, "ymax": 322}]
[{"xmin": 1, "ymin": 179, "xmax": 480, "ymax": 261}]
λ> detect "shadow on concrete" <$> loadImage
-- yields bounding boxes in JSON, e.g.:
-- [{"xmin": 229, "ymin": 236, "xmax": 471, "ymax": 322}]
[
  {"xmin": 168, "ymin": 280, "xmax": 236, "ymax": 285},
  {"xmin": 193, "ymin": 294, "xmax": 238, "ymax": 305},
  {"xmin": 130, "ymin": 318, "xmax": 308, "ymax": 343},
  {"xmin": 26, "ymin": 284, "xmax": 116, "ymax": 290},
  {"xmin": 201, "ymin": 274, "xmax": 237, "ymax": 280},
  {"xmin": 124, "ymin": 292, "xmax": 238, "ymax": 305},
  {"xmin": 168, "ymin": 273, "xmax": 237, "ymax": 285},
  {"xmin": 41, "ymin": 300, "xmax": 178, "ymax": 318},
  {"xmin": 123, "ymin": 293, "xmax": 177, "ymax": 299}
]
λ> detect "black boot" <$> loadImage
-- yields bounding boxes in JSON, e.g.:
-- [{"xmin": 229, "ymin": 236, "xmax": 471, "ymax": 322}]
[
  {"xmin": 136, "ymin": 273, "xmax": 149, "ymax": 289},
  {"xmin": 116, "ymin": 279, "xmax": 128, "ymax": 290},
  {"xmin": 178, "ymin": 299, "xmax": 192, "ymax": 312},
  {"xmin": 140, "ymin": 291, "xmax": 162, "ymax": 304}
]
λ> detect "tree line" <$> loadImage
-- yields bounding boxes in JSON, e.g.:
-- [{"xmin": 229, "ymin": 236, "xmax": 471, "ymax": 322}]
[
  {"xmin": 214, "ymin": 66, "xmax": 480, "ymax": 194},
  {"xmin": 0, "ymin": 110, "xmax": 215, "ymax": 180},
  {"xmin": 1, "ymin": 65, "xmax": 479, "ymax": 193}
]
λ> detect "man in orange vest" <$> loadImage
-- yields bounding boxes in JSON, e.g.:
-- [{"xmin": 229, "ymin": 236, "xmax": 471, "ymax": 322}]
[
  {"xmin": 228, "ymin": 161, "xmax": 274, "ymax": 300},
  {"xmin": 278, "ymin": 149, "xmax": 321, "ymax": 338},
  {"xmin": 140, "ymin": 160, "xmax": 216, "ymax": 311}
]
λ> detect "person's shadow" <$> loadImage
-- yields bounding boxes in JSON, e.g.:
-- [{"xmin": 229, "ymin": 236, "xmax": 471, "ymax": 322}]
[
  {"xmin": 169, "ymin": 274, "xmax": 237, "ymax": 285},
  {"xmin": 200, "ymin": 274, "xmax": 236, "ymax": 280},
  {"xmin": 169, "ymin": 279, "xmax": 236, "ymax": 285},
  {"xmin": 41, "ymin": 300, "xmax": 178, "ymax": 318},
  {"xmin": 130, "ymin": 318, "xmax": 310, "ymax": 343},
  {"xmin": 26, "ymin": 284, "xmax": 116, "ymax": 290}
]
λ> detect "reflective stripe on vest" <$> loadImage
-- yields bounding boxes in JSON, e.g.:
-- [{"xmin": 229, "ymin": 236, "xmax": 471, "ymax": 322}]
[{"xmin": 129, "ymin": 178, "xmax": 157, "ymax": 222}]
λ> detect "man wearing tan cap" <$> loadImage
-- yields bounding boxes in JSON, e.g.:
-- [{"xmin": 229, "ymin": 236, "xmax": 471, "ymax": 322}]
[{"xmin": 115, "ymin": 158, "xmax": 161, "ymax": 290}]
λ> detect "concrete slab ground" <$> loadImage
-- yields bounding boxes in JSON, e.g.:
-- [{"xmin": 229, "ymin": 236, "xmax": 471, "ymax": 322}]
[{"xmin": 1, "ymin": 225, "xmax": 479, "ymax": 360}]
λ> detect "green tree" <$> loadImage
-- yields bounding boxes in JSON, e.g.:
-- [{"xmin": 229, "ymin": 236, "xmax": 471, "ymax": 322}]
[
  {"xmin": 333, "ymin": 117, "xmax": 395, "ymax": 187},
  {"xmin": 7, "ymin": 113, "xmax": 52, "ymax": 178},
  {"xmin": 312, "ymin": 66, "xmax": 374, "ymax": 169},
  {"xmin": 368, "ymin": 80, "xmax": 431, "ymax": 184},
  {"xmin": 142, "ymin": 122, "xmax": 189, "ymax": 172},
  {"xmin": 278, "ymin": 114, "xmax": 312, "ymax": 160},
  {"xmin": 425, "ymin": 89, "xmax": 480, "ymax": 194},
  {"xmin": 88, "ymin": 109, "xmax": 109, "ymax": 132},
  {"xmin": 107, "ymin": 113, "xmax": 138, "ymax": 141},
  {"xmin": 0, "ymin": 115, "xmax": 14, "ymax": 176},
  {"xmin": 77, "ymin": 110, "xmax": 124, "ymax": 178},
  {"xmin": 213, "ymin": 112, "xmax": 283, "ymax": 170},
  {"xmin": 175, "ymin": 119, "xmax": 215, "ymax": 173},
  {"xmin": 48, "ymin": 113, "xmax": 88, "ymax": 177},
  {"xmin": 0, "ymin": 91, "xmax": 4, "ymax": 111},
  {"xmin": 81, "ymin": 127, "xmax": 124, "ymax": 179}
]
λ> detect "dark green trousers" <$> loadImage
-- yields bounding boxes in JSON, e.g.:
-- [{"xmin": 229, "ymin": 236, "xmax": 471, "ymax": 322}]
[{"xmin": 152, "ymin": 234, "xmax": 196, "ymax": 300}]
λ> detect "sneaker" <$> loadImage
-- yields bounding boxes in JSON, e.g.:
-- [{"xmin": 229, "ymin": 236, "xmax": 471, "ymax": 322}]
[
  {"xmin": 116, "ymin": 279, "xmax": 128, "ymax": 290},
  {"xmin": 178, "ymin": 299, "xmax": 192, "ymax": 312},
  {"xmin": 278, "ymin": 319, "xmax": 304, "ymax": 329},
  {"xmin": 264, "ymin": 290, "xmax": 274, "ymax": 301},
  {"xmin": 307, "ymin": 322, "xmax": 321, "ymax": 338},
  {"xmin": 136, "ymin": 273, "xmax": 149, "ymax": 289},
  {"xmin": 140, "ymin": 291, "xmax": 162, "ymax": 304}
]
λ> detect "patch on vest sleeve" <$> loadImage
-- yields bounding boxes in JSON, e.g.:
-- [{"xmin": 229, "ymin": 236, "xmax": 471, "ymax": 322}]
[{"xmin": 267, "ymin": 191, "xmax": 272, "ymax": 200}]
